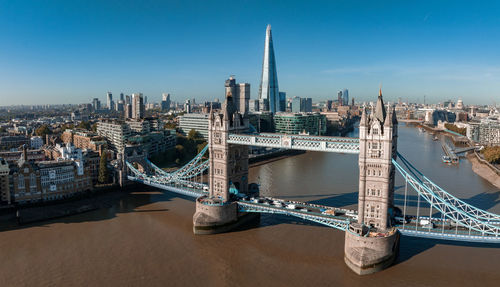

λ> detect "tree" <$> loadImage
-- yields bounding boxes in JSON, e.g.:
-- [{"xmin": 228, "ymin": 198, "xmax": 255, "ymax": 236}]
[
  {"xmin": 481, "ymin": 146, "xmax": 500, "ymax": 164},
  {"xmin": 175, "ymin": 144, "xmax": 186, "ymax": 162},
  {"xmin": 187, "ymin": 129, "xmax": 202, "ymax": 141},
  {"xmin": 164, "ymin": 122, "xmax": 176, "ymax": 129},
  {"xmin": 91, "ymin": 123, "xmax": 98, "ymax": 132},
  {"xmin": 35, "ymin": 125, "xmax": 52, "ymax": 137},
  {"xmin": 197, "ymin": 142, "xmax": 208, "ymax": 154},
  {"xmin": 98, "ymin": 150, "xmax": 109, "ymax": 184},
  {"xmin": 77, "ymin": 121, "xmax": 91, "ymax": 130}
]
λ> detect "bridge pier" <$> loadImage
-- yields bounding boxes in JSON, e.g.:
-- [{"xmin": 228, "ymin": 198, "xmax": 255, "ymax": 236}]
[
  {"xmin": 193, "ymin": 197, "xmax": 260, "ymax": 234},
  {"xmin": 344, "ymin": 223, "xmax": 400, "ymax": 275}
]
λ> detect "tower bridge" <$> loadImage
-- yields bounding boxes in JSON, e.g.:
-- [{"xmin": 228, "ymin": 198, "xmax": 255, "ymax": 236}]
[{"xmin": 124, "ymin": 88, "xmax": 500, "ymax": 275}]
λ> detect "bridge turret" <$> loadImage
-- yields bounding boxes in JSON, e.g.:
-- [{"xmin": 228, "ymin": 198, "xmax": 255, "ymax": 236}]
[
  {"xmin": 194, "ymin": 82, "xmax": 257, "ymax": 235},
  {"xmin": 207, "ymin": 91, "xmax": 249, "ymax": 202},
  {"xmin": 345, "ymin": 88, "xmax": 400, "ymax": 275},
  {"xmin": 357, "ymin": 89, "xmax": 397, "ymax": 230}
]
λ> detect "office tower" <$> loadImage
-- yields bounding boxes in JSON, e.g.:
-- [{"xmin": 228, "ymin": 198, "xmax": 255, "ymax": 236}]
[
  {"xmin": 161, "ymin": 93, "xmax": 171, "ymax": 111},
  {"xmin": 326, "ymin": 100, "xmax": 333, "ymax": 111},
  {"xmin": 300, "ymin": 98, "xmax": 312, "ymax": 112},
  {"xmin": 184, "ymin": 99, "xmax": 192, "ymax": 113},
  {"xmin": 92, "ymin": 98, "xmax": 101, "ymax": 111},
  {"xmin": 125, "ymin": 104, "xmax": 132, "ymax": 119},
  {"xmin": 120, "ymin": 93, "xmax": 124, "ymax": 102},
  {"xmin": 337, "ymin": 90, "xmax": 343, "ymax": 106},
  {"xmin": 106, "ymin": 92, "xmax": 114, "ymax": 110},
  {"xmin": 116, "ymin": 100, "xmax": 124, "ymax": 112},
  {"xmin": 279, "ymin": 92, "xmax": 286, "ymax": 112},
  {"xmin": 249, "ymin": 99, "xmax": 260, "ymax": 112},
  {"xmin": 343, "ymin": 89, "xmax": 349, "ymax": 106},
  {"xmin": 144, "ymin": 96, "xmax": 148, "ymax": 105},
  {"xmin": 125, "ymin": 95, "xmax": 131, "ymax": 105},
  {"xmin": 291, "ymin": 96, "xmax": 301, "ymax": 113},
  {"xmin": 225, "ymin": 76, "xmax": 250, "ymax": 115},
  {"xmin": 131, "ymin": 93, "xmax": 144, "ymax": 119},
  {"xmin": 258, "ymin": 24, "xmax": 280, "ymax": 113}
]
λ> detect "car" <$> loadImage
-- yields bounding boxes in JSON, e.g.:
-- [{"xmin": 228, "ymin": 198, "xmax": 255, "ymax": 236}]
[{"xmin": 286, "ymin": 204, "xmax": 296, "ymax": 210}]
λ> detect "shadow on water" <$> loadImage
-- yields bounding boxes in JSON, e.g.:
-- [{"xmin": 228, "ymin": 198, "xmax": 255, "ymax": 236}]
[
  {"xmin": 397, "ymin": 235, "xmax": 500, "ymax": 264},
  {"xmin": 0, "ymin": 185, "xmax": 197, "ymax": 232}
]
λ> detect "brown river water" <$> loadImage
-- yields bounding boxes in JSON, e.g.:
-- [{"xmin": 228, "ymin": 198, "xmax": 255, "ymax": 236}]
[{"xmin": 0, "ymin": 124, "xmax": 499, "ymax": 286}]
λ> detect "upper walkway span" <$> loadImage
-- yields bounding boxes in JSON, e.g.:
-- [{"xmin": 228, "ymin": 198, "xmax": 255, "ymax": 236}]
[{"xmin": 227, "ymin": 133, "xmax": 360, "ymax": 154}]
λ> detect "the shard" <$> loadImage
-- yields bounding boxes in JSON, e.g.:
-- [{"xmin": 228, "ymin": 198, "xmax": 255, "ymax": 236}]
[{"xmin": 258, "ymin": 24, "xmax": 280, "ymax": 113}]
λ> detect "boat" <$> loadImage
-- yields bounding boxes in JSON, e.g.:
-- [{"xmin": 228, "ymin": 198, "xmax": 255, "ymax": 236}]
[
  {"xmin": 418, "ymin": 127, "xmax": 426, "ymax": 133},
  {"xmin": 442, "ymin": 156, "xmax": 452, "ymax": 163},
  {"xmin": 433, "ymin": 136, "xmax": 439, "ymax": 141}
]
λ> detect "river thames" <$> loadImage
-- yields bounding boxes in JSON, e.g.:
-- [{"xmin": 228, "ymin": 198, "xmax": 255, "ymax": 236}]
[{"xmin": 0, "ymin": 124, "xmax": 499, "ymax": 286}]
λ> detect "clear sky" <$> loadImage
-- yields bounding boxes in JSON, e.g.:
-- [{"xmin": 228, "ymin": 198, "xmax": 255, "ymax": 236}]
[{"xmin": 1, "ymin": 0, "xmax": 500, "ymax": 106}]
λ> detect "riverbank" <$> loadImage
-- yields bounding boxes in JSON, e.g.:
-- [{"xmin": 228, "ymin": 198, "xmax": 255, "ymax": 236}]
[{"xmin": 467, "ymin": 152, "xmax": 500, "ymax": 189}]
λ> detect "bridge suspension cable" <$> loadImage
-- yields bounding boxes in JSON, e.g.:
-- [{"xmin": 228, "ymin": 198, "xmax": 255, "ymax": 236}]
[{"xmin": 397, "ymin": 152, "xmax": 500, "ymax": 222}]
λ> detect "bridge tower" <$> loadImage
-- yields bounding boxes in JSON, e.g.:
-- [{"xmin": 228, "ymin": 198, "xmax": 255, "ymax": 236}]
[
  {"xmin": 344, "ymin": 89, "xmax": 400, "ymax": 275},
  {"xmin": 357, "ymin": 88, "xmax": 398, "ymax": 229},
  {"xmin": 193, "ymin": 90, "xmax": 256, "ymax": 234}
]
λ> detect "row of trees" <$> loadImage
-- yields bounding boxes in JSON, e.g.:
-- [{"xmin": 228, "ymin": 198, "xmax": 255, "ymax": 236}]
[
  {"xmin": 444, "ymin": 123, "xmax": 466, "ymax": 136},
  {"xmin": 481, "ymin": 146, "xmax": 500, "ymax": 164},
  {"xmin": 150, "ymin": 129, "xmax": 207, "ymax": 167}
]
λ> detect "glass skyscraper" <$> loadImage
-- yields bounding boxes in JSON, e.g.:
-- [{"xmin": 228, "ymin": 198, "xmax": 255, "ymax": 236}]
[{"xmin": 258, "ymin": 24, "xmax": 280, "ymax": 113}]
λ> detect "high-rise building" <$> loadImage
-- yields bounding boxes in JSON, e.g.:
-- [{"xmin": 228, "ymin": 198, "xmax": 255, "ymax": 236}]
[
  {"xmin": 225, "ymin": 76, "xmax": 250, "ymax": 115},
  {"xmin": 291, "ymin": 96, "xmax": 301, "ymax": 113},
  {"xmin": 301, "ymin": 98, "xmax": 312, "ymax": 113},
  {"xmin": 178, "ymin": 113, "xmax": 210, "ymax": 140},
  {"xmin": 343, "ymin": 89, "xmax": 349, "ymax": 106},
  {"xmin": 106, "ymin": 92, "xmax": 114, "ymax": 110},
  {"xmin": 279, "ymin": 92, "xmax": 286, "ymax": 112},
  {"xmin": 337, "ymin": 90, "xmax": 343, "ymax": 106},
  {"xmin": 131, "ymin": 93, "xmax": 144, "ymax": 119},
  {"xmin": 120, "ymin": 93, "xmax": 124, "ymax": 102},
  {"xmin": 249, "ymin": 99, "xmax": 260, "ymax": 113},
  {"xmin": 125, "ymin": 95, "xmax": 131, "ymax": 105},
  {"xmin": 125, "ymin": 104, "xmax": 132, "ymax": 119},
  {"xmin": 184, "ymin": 99, "xmax": 192, "ymax": 113},
  {"xmin": 258, "ymin": 25, "xmax": 280, "ymax": 113},
  {"xmin": 161, "ymin": 93, "xmax": 171, "ymax": 111},
  {"xmin": 92, "ymin": 98, "xmax": 101, "ymax": 111}
]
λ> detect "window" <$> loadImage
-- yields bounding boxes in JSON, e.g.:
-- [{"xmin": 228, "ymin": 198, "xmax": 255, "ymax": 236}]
[
  {"xmin": 18, "ymin": 175, "xmax": 25, "ymax": 189},
  {"xmin": 372, "ymin": 128, "xmax": 379, "ymax": 135}
]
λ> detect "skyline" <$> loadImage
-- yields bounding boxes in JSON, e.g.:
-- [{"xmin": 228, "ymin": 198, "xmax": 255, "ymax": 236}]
[{"xmin": 1, "ymin": 1, "xmax": 500, "ymax": 105}]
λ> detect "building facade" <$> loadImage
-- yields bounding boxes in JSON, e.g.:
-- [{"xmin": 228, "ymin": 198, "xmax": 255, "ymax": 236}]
[
  {"xmin": 0, "ymin": 158, "xmax": 10, "ymax": 204},
  {"xmin": 273, "ymin": 113, "xmax": 326, "ymax": 135},
  {"xmin": 225, "ymin": 76, "xmax": 250, "ymax": 115},
  {"xmin": 178, "ymin": 113, "xmax": 210, "ymax": 140},
  {"xmin": 9, "ymin": 157, "xmax": 92, "ymax": 204}
]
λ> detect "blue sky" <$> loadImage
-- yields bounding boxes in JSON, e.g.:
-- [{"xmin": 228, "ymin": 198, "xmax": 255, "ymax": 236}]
[{"xmin": 1, "ymin": 0, "xmax": 500, "ymax": 105}]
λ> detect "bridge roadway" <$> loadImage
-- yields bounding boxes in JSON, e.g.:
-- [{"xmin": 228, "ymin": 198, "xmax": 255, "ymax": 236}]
[
  {"xmin": 227, "ymin": 133, "xmax": 360, "ymax": 154},
  {"xmin": 129, "ymin": 175, "xmax": 500, "ymax": 242}
]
